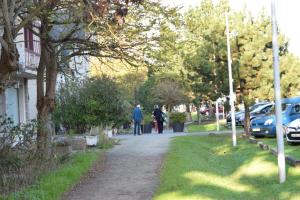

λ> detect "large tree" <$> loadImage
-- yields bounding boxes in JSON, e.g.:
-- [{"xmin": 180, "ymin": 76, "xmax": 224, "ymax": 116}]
[
  {"xmin": 137, "ymin": 72, "xmax": 188, "ymax": 113},
  {"xmin": 0, "ymin": 0, "xmax": 176, "ymax": 156},
  {"xmin": 231, "ymin": 11, "xmax": 288, "ymax": 136},
  {"xmin": 183, "ymin": 0, "xmax": 230, "ymax": 122},
  {"xmin": 34, "ymin": 0, "xmax": 176, "ymax": 156},
  {"xmin": 182, "ymin": 1, "xmax": 300, "ymax": 131}
]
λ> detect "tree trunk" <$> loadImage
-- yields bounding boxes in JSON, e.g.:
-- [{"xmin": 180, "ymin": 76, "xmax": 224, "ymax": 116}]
[
  {"xmin": 36, "ymin": 19, "xmax": 58, "ymax": 157},
  {"xmin": 36, "ymin": 106, "xmax": 53, "ymax": 157},
  {"xmin": 240, "ymin": 79, "xmax": 251, "ymax": 137},
  {"xmin": 196, "ymin": 105, "xmax": 201, "ymax": 125},
  {"xmin": 167, "ymin": 105, "xmax": 171, "ymax": 128},
  {"xmin": 208, "ymin": 102, "xmax": 214, "ymax": 117},
  {"xmin": 185, "ymin": 103, "xmax": 192, "ymax": 122},
  {"xmin": 0, "ymin": 26, "xmax": 20, "ymax": 89},
  {"xmin": 243, "ymin": 101, "xmax": 250, "ymax": 137}
]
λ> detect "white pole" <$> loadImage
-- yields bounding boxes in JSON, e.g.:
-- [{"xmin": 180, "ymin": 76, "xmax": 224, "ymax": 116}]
[
  {"xmin": 222, "ymin": 104, "xmax": 225, "ymax": 119},
  {"xmin": 225, "ymin": 12, "xmax": 237, "ymax": 146},
  {"xmin": 216, "ymin": 99, "xmax": 220, "ymax": 132},
  {"xmin": 271, "ymin": 0, "xmax": 286, "ymax": 183}
]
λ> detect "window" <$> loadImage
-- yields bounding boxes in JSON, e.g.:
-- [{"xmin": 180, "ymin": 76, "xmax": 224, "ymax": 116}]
[
  {"xmin": 270, "ymin": 103, "xmax": 291, "ymax": 114},
  {"xmin": 293, "ymin": 104, "xmax": 300, "ymax": 113},
  {"xmin": 24, "ymin": 25, "xmax": 34, "ymax": 51},
  {"xmin": 259, "ymin": 105, "xmax": 271, "ymax": 114}
]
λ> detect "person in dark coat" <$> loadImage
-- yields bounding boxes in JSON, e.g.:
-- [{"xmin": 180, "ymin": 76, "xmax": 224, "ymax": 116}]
[
  {"xmin": 132, "ymin": 104, "xmax": 143, "ymax": 135},
  {"xmin": 153, "ymin": 105, "xmax": 164, "ymax": 134}
]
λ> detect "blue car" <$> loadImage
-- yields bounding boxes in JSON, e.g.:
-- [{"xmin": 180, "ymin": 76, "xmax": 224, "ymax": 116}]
[
  {"xmin": 226, "ymin": 102, "xmax": 269, "ymax": 126},
  {"xmin": 250, "ymin": 96, "xmax": 300, "ymax": 137},
  {"xmin": 226, "ymin": 110, "xmax": 244, "ymax": 126},
  {"xmin": 238, "ymin": 103, "xmax": 273, "ymax": 126}
]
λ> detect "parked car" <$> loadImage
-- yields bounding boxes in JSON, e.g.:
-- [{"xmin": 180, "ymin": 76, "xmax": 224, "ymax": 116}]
[
  {"xmin": 250, "ymin": 102, "xmax": 270, "ymax": 112},
  {"xmin": 200, "ymin": 105, "xmax": 223, "ymax": 115},
  {"xmin": 250, "ymin": 97, "xmax": 300, "ymax": 138},
  {"xmin": 226, "ymin": 102, "xmax": 269, "ymax": 126},
  {"xmin": 285, "ymin": 118, "xmax": 300, "ymax": 144},
  {"xmin": 226, "ymin": 111, "xmax": 244, "ymax": 126},
  {"xmin": 199, "ymin": 105, "xmax": 209, "ymax": 115},
  {"xmin": 238, "ymin": 103, "xmax": 273, "ymax": 126}
]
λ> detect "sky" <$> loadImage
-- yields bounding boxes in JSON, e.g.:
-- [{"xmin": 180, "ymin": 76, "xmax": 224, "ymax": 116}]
[{"xmin": 163, "ymin": 0, "xmax": 300, "ymax": 57}]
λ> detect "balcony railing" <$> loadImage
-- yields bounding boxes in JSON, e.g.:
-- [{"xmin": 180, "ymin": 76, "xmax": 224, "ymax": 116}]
[
  {"xmin": 25, "ymin": 41, "xmax": 40, "ymax": 70},
  {"xmin": 25, "ymin": 40, "xmax": 40, "ymax": 56}
]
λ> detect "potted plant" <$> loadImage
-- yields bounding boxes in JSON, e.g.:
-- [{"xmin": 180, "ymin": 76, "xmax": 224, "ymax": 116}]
[
  {"xmin": 86, "ymin": 126, "xmax": 100, "ymax": 146},
  {"xmin": 143, "ymin": 114, "xmax": 153, "ymax": 133},
  {"xmin": 170, "ymin": 112, "xmax": 186, "ymax": 132}
]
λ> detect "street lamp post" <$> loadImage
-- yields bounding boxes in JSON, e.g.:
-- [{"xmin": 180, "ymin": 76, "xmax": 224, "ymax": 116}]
[
  {"xmin": 271, "ymin": 0, "xmax": 286, "ymax": 183},
  {"xmin": 225, "ymin": 12, "xmax": 237, "ymax": 147}
]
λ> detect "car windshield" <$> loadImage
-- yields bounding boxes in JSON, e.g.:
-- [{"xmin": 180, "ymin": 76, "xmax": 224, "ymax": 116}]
[
  {"xmin": 269, "ymin": 103, "xmax": 290, "ymax": 114},
  {"xmin": 251, "ymin": 104, "xmax": 270, "ymax": 113},
  {"xmin": 250, "ymin": 103, "xmax": 266, "ymax": 112}
]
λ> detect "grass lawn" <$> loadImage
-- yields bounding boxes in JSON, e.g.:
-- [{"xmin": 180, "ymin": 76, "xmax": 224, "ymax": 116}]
[
  {"xmin": 187, "ymin": 120, "xmax": 233, "ymax": 133},
  {"xmin": 3, "ymin": 150, "xmax": 104, "ymax": 200},
  {"xmin": 187, "ymin": 122, "xmax": 227, "ymax": 132},
  {"xmin": 154, "ymin": 135, "xmax": 300, "ymax": 200},
  {"xmin": 256, "ymin": 137, "xmax": 300, "ymax": 159}
]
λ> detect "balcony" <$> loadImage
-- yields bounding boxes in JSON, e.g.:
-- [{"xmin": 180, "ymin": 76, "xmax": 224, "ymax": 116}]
[{"xmin": 21, "ymin": 41, "xmax": 40, "ymax": 77}]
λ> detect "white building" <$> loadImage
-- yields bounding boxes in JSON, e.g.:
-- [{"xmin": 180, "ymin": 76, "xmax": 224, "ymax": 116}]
[
  {"xmin": 0, "ymin": 24, "xmax": 89, "ymax": 125},
  {"xmin": 0, "ymin": 25, "xmax": 40, "ymax": 124}
]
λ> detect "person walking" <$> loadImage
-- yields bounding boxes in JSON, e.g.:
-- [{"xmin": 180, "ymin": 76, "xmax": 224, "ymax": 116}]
[
  {"xmin": 153, "ymin": 105, "xmax": 164, "ymax": 134},
  {"xmin": 132, "ymin": 104, "xmax": 143, "ymax": 135},
  {"xmin": 152, "ymin": 105, "xmax": 158, "ymax": 133}
]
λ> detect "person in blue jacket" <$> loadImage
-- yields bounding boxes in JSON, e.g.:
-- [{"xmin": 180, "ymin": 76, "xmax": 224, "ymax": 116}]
[{"xmin": 132, "ymin": 104, "xmax": 143, "ymax": 135}]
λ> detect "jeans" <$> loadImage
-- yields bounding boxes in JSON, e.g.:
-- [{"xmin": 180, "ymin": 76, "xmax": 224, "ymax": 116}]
[
  {"xmin": 157, "ymin": 121, "xmax": 163, "ymax": 133},
  {"xmin": 134, "ymin": 121, "xmax": 141, "ymax": 135}
]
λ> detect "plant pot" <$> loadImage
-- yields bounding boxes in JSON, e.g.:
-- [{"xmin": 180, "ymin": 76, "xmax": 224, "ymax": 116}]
[
  {"xmin": 104, "ymin": 129, "xmax": 113, "ymax": 138},
  {"xmin": 123, "ymin": 122, "xmax": 130, "ymax": 129},
  {"xmin": 172, "ymin": 122, "xmax": 184, "ymax": 132},
  {"xmin": 143, "ymin": 123, "xmax": 152, "ymax": 133},
  {"xmin": 86, "ymin": 135, "xmax": 98, "ymax": 146}
]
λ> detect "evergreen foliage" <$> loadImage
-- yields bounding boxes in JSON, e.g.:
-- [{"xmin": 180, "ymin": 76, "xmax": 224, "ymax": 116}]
[{"xmin": 182, "ymin": 0, "xmax": 300, "ymax": 134}]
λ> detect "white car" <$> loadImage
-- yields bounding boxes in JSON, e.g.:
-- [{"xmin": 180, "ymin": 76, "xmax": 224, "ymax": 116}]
[{"xmin": 285, "ymin": 118, "xmax": 300, "ymax": 144}]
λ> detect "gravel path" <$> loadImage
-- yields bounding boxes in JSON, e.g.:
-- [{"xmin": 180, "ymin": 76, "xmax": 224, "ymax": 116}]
[{"xmin": 64, "ymin": 132, "xmax": 185, "ymax": 200}]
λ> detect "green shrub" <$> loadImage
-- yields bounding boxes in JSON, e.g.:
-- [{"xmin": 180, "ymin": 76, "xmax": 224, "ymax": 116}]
[
  {"xmin": 53, "ymin": 76, "xmax": 131, "ymax": 133},
  {"xmin": 170, "ymin": 112, "xmax": 186, "ymax": 123},
  {"xmin": 0, "ymin": 117, "xmax": 58, "ymax": 196},
  {"xmin": 143, "ymin": 114, "xmax": 153, "ymax": 124},
  {"xmin": 0, "ymin": 117, "xmax": 37, "ymax": 169}
]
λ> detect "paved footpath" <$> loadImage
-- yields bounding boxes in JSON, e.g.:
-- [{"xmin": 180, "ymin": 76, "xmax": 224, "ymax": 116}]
[
  {"xmin": 64, "ymin": 130, "xmax": 242, "ymax": 200},
  {"xmin": 64, "ymin": 131, "xmax": 186, "ymax": 200}
]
